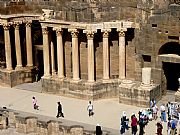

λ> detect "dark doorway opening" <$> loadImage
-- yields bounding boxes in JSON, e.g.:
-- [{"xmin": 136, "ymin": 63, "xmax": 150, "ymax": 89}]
[
  {"xmin": 163, "ymin": 62, "xmax": 180, "ymax": 91},
  {"xmin": 37, "ymin": 50, "xmax": 44, "ymax": 81}
]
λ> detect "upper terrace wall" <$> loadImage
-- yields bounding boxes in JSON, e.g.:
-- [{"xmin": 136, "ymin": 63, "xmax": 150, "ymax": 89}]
[{"xmin": 0, "ymin": 0, "xmax": 139, "ymax": 22}]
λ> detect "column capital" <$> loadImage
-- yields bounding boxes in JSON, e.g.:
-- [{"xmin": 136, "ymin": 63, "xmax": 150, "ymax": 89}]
[
  {"xmin": 3, "ymin": 24, "xmax": 10, "ymax": 31},
  {"xmin": 68, "ymin": 29, "xmax": 79, "ymax": 38},
  {"xmin": 25, "ymin": 21, "xmax": 32, "ymax": 27},
  {"xmin": 42, "ymin": 27, "xmax": 48, "ymax": 35},
  {"xmin": 53, "ymin": 27, "xmax": 63, "ymax": 36},
  {"xmin": 118, "ymin": 30, "xmax": 125, "ymax": 37},
  {"xmin": 102, "ymin": 29, "xmax": 111, "ymax": 38},
  {"xmin": 84, "ymin": 30, "xmax": 96, "ymax": 40},
  {"xmin": 14, "ymin": 21, "xmax": 22, "ymax": 30}
]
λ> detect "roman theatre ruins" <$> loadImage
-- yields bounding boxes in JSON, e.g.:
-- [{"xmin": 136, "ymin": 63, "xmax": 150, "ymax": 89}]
[{"xmin": 0, "ymin": 0, "xmax": 180, "ymax": 107}]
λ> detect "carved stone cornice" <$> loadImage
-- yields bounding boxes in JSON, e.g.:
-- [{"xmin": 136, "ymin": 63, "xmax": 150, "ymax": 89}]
[{"xmin": 42, "ymin": 27, "xmax": 48, "ymax": 35}]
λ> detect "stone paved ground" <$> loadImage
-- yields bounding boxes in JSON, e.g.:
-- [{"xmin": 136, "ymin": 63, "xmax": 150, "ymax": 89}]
[{"xmin": 0, "ymin": 82, "xmax": 179, "ymax": 135}]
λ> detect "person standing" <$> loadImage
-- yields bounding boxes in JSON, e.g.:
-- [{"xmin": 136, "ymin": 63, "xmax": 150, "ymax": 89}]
[
  {"xmin": 87, "ymin": 101, "xmax": 93, "ymax": 117},
  {"xmin": 160, "ymin": 104, "xmax": 166, "ymax": 122},
  {"xmin": 56, "ymin": 102, "xmax": 64, "ymax": 118},
  {"xmin": 167, "ymin": 117, "xmax": 171, "ymax": 135},
  {"xmin": 131, "ymin": 114, "xmax": 138, "ymax": 135},
  {"xmin": 170, "ymin": 118, "xmax": 178, "ymax": 135},
  {"xmin": 35, "ymin": 67, "xmax": 39, "ymax": 82},
  {"xmin": 167, "ymin": 102, "xmax": 172, "ymax": 118},
  {"xmin": 152, "ymin": 104, "xmax": 158, "ymax": 120},
  {"xmin": 96, "ymin": 124, "xmax": 102, "ymax": 135},
  {"xmin": 139, "ymin": 118, "xmax": 145, "ymax": 135},
  {"xmin": 32, "ymin": 96, "xmax": 39, "ymax": 110},
  {"xmin": 120, "ymin": 111, "xmax": 128, "ymax": 134},
  {"xmin": 156, "ymin": 122, "xmax": 163, "ymax": 135}
]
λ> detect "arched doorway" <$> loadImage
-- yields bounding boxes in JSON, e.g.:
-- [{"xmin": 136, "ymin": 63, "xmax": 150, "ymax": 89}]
[{"xmin": 159, "ymin": 42, "xmax": 180, "ymax": 91}]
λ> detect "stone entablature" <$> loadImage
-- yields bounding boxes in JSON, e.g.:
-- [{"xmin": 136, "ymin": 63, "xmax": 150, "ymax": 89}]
[{"xmin": 0, "ymin": 108, "xmax": 117, "ymax": 135}]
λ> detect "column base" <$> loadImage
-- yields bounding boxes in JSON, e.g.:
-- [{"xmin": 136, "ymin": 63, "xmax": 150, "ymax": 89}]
[
  {"xmin": 71, "ymin": 79, "xmax": 81, "ymax": 83},
  {"xmin": 15, "ymin": 65, "xmax": 23, "ymax": 70},
  {"xmin": 43, "ymin": 74, "xmax": 51, "ymax": 78},
  {"xmin": 6, "ymin": 68, "xmax": 13, "ymax": 71},
  {"xmin": 102, "ymin": 79, "xmax": 111, "ymax": 83},
  {"xmin": 26, "ymin": 64, "xmax": 33, "ymax": 67},
  {"xmin": 88, "ymin": 80, "xmax": 95, "ymax": 83},
  {"xmin": 73, "ymin": 78, "xmax": 80, "ymax": 81},
  {"xmin": 140, "ymin": 83, "xmax": 152, "ymax": 88},
  {"xmin": 57, "ymin": 76, "xmax": 65, "ymax": 80},
  {"xmin": 52, "ymin": 71, "xmax": 56, "ymax": 76}
]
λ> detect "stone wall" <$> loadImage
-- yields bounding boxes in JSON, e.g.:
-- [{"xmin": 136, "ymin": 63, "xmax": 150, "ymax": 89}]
[
  {"xmin": 119, "ymin": 81, "xmax": 161, "ymax": 107},
  {"xmin": 0, "ymin": 67, "xmax": 35, "ymax": 87},
  {"xmin": 0, "ymin": 107, "xmax": 117, "ymax": 135},
  {"xmin": 0, "ymin": 0, "xmax": 139, "ymax": 22},
  {"xmin": 42, "ymin": 78, "xmax": 119, "ymax": 100}
]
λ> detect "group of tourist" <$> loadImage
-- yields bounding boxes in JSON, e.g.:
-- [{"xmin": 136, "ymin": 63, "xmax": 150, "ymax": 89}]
[
  {"xmin": 119, "ymin": 99, "xmax": 180, "ymax": 135},
  {"xmin": 120, "ymin": 110, "xmax": 149, "ymax": 135}
]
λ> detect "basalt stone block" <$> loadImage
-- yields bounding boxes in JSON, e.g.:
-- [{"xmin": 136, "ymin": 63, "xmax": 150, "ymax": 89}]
[
  {"xmin": 47, "ymin": 120, "xmax": 60, "ymax": 135},
  {"xmin": 25, "ymin": 117, "xmax": 37, "ymax": 133},
  {"xmin": 70, "ymin": 126, "xmax": 84, "ymax": 135}
]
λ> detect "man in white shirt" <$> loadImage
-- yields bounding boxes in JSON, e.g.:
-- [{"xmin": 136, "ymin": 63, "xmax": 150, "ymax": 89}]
[
  {"xmin": 160, "ymin": 104, "xmax": 166, "ymax": 122},
  {"xmin": 152, "ymin": 105, "xmax": 158, "ymax": 120},
  {"xmin": 87, "ymin": 101, "xmax": 93, "ymax": 116}
]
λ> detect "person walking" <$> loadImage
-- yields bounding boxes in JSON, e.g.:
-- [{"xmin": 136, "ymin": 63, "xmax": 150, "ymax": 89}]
[
  {"xmin": 32, "ymin": 96, "xmax": 39, "ymax": 110},
  {"xmin": 56, "ymin": 102, "xmax": 64, "ymax": 118},
  {"xmin": 160, "ymin": 104, "xmax": 166, "ymax": 122},
  {"xmin": 131, "ymin": 113, "xmax": 138, "ymax": 135},
  {"xmin": 87, "ymin": 101, "xmax": 94, "ymax": 117}
]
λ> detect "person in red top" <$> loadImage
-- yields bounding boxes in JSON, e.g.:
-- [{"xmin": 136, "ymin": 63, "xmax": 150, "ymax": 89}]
[
  {"xmin": 156, "ymin": 122, "xmax": 163, "ymax": 135},
  {"xmin": 131, "ymin": 113, "xmax": 138, "ymax": 135}
]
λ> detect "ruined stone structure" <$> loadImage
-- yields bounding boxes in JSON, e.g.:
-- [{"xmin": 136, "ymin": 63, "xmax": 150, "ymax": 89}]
[
  {"xmin": 0, "ymin": 0, "xmax": 180, "ymax": 107},
  {"xmin": 0, "ymin": 107, "xmax": 117, "ymax": 135}
]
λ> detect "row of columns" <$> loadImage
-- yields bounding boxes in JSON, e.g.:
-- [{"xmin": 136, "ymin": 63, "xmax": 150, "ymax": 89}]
[
  {"xmin": 4, "ymin": 22, "xmax": 33, "ymax": 70},
  {"xmin": 42, "ymin": 27, "xmax": 126, "ymax": 82}
]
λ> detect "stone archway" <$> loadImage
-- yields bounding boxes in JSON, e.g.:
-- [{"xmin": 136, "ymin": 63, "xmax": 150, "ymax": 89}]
[{"xmin": 158, "ymin": 42, "xmax": 180, "ymax": 91}]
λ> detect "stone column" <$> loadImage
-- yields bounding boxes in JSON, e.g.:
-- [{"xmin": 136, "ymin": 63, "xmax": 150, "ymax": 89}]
[
  {"xmin": 42, "ymin": 27, "xmax": 50, "ymax": 77},
  {"xmin": 118, "ymin": 30, "xmax": 126, "ymax": 79},
  {"xmin": 142, "ymin": 67, "xmax": 151, "ymax": 86},
  {"xmin": 14, "ymin": 23, "xmax": 22, "ymax": 69},
  {"xmin": 69, "ymin": 29, "xmax": 80, "ymax": 81},
  {"xmin": 86, "ymin": 31, "xmax": 95, "ymax": 82},
  {"xmin": 102, "ymin": 29, "xmax": 111, "ymax": 80},
  {"xmin": 3, "ymin": 24, "xmax": 12, "ymax": 70},
  {"xmin": 26, "ymin": 22, "xmax": 33, "ymax": 67},
  {"xmin": 56, "ymin": 28, "xmax": 64, "ymax": 79},
  {"xmin": 50, "ymin": 42, "xmax": 56, "ymax": 75}
]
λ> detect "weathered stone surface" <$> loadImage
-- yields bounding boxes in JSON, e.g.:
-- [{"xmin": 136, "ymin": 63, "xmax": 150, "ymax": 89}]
[{"xmin": 0, "ymin": 107, "xmax": 116, "ymax": 135}]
